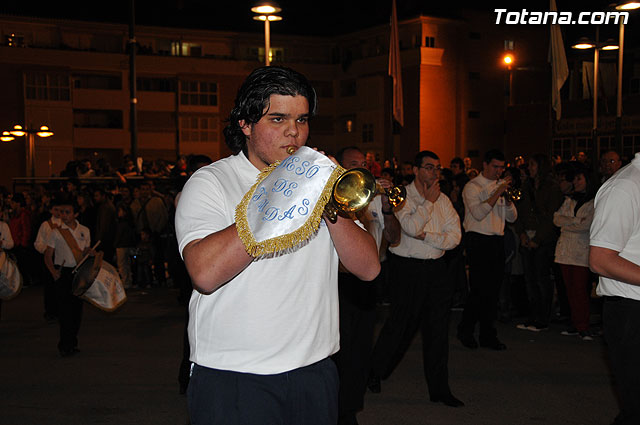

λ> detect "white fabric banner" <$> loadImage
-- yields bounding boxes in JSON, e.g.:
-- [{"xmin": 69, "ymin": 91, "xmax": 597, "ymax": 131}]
[{"xmin": 245, "ymin": 146, "xmax": 337, "ymax": 244}]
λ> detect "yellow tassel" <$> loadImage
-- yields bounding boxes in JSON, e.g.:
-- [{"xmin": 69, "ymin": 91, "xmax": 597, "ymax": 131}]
[{"xmin": 235, "ymin": 162, "xmax": 345, "ymax": 258}]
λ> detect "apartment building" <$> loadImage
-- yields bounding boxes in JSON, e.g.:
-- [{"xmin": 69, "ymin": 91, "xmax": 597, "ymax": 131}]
[{"xmin": 1, "ymin": 11, "xmax": 550, "ymax": 187}]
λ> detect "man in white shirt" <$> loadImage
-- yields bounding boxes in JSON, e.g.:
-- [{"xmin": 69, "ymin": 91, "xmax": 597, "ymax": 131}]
[
  {"xmin": 175, "ymin": 67, "xmax": 379, "ymax": 424},
  {"xmin": 333, "ymin": 146, "xmax": 400, "ymax": 425},
  {"xmin": 368, "ymin": 150, "xmax": 463, "ymax": 407},
  {"xmin": 457, "ymin": 149, "xmax": 517, "ymax": 351},
  {"xmin": 44, "ymin": 195, "xmax": 92, "ymax": 357},
  {"xmin": 590, "ymin": 152, "xmax": 640, "ymax": 425}
]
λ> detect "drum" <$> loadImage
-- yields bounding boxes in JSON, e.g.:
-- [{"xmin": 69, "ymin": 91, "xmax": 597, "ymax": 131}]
[
  {"xmin": 72, "ymin": 254, "xmax": 127, "ymax": 312},
  {"xmin": 0, "ymin": 250, "xmax": 22, "ymax": 300}
]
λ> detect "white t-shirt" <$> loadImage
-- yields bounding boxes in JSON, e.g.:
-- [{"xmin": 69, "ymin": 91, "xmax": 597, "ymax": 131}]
[
  {"xmin": 175, "ymin": 152, "xmax": 340, "ymax": 375},
  {"xmin": 591, "ymin": 153, "xmax": 640, "ymax": 300}
]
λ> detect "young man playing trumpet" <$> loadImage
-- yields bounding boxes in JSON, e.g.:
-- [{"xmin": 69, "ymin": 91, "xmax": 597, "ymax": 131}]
[{"xmin": 175, "ymin": 66, "xmax": 379, "ymax": 424}]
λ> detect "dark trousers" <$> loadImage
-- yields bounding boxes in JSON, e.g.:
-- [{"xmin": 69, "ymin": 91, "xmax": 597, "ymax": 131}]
[
  {"xmin": 458, "ymin": 232, "xmax": 504, "ymax": 341},
  {"xmin": 603, "ymin": 296, "xmax": 640, "ymax": 425},
  {"xmin": 55, "ymin": 267, "xmax": 83, "ymax": 351},
  {"xmin": 522, "ymin": 242, "xmax": 555, "ymax": 326},
  {"xmin": 40, "ymin": 254, "xmax": 58, "ymax": 318},
  {"xmin": 188, "ymin": 358, "xmax": 338, "ymax": 425},
  {"xmin": 370, "ymin": 255, "xmax": 452, "ymax": 397},
  {"xmin": 333, "ymin": 272, "xmax": 376, "ymax": 419}
]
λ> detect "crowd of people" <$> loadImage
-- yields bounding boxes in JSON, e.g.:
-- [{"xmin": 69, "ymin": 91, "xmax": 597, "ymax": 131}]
[{"xmin": 1, "ymin": 64, "xmax": 637, "ymax": 425}]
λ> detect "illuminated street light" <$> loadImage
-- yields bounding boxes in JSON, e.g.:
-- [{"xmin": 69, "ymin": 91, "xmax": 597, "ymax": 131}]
[
  {"xmin": 502, "ymin": 53, "xmax": 514, "ymax": 66},
  {"xmin": 1, "ymin": 131, "xmax": 14, "ymax": 142},
  {"xmin": 502, "ymin": 53, "xmax": 515, "ymax": 106},
  {"xmin": 251, "ymin": 1, "xmax": 282, "ymax": 66},
  {"xmin": 6, "ymin": 124, "xmax": 54, "ymax": 177},
  {"xmin": 613, "ymin": 1, "xmax": 640, "ymax": 10}
]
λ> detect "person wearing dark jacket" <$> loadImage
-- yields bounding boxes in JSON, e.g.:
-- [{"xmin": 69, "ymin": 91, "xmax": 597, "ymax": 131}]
[{"xmin": 515, "ymin": 153, "xmax": 564, "ymax": 332}]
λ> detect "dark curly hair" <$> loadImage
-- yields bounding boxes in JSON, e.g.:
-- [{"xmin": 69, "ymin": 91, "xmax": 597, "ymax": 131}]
[{"xmin": 222, "ymin": 66, "xmax": 317, "ymax": 155}]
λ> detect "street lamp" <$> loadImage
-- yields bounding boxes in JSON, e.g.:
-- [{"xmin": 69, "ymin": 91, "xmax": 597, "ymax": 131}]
[
  {"xmin": 502, "ymin": 53, "xmax": 514, "ymax": 106},
  {"xmin": 611, "ymin": 1, "xmax": 640, "ymax": 151},
  {"xmin": 7, "ymin": 124, "xmax": 54, "ymax": 177},
  {"xmin": 572, "ymin": 35, "xmax": 618, "ymax": 157},
  {"xmin": 251, "ymin": 1, "xmax": 282, "ymax": 66}
]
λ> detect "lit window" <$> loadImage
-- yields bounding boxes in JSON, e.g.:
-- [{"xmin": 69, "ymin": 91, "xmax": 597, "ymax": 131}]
[
  {"xmin": 180, "ymin": 116, "xmax": 219, "ymax": 143},
  {"xmin": 179, "ymin": 81, "xmax": 218, "ymax": 106}
]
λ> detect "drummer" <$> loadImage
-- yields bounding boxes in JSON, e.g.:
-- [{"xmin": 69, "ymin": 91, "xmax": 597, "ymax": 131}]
[
  {"xmin": 44, "ymin": 194, "xmax": 93, "ymax": 357},
  {"xmin": 175, "ymin": 66, "xmax": 380, "ymax": 423}
]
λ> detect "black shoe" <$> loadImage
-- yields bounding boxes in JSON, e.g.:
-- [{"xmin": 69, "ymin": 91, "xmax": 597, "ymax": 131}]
[
  {"xmin": 367, "ymin": 374, "xmax": 381, "ymax": 393},
  {"xmin": 479, "ymin": 338, "xmax": 507, "ymax": 351},
  {"xmin": 59, "ymin": 348, "xmax": 76, "ymax": 357},
  {"xmin": 430, "ymin": 393, "xmax": 465, "ymax": 407},
  {"xmin": 457, "ymin": 332, "xmax": 478, "ymax": 349}
]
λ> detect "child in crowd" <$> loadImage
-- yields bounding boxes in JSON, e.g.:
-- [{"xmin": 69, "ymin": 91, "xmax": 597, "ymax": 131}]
[{"xmin": 44, "ymin": 195, "xmax": 93, "ymax": 357}]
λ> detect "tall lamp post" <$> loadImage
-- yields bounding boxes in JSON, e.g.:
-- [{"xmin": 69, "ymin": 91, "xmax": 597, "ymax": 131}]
[
  {"xmin": 251, "ymin": 1, "xmax": 282, "ymax": 66},
  {"xmin": 4, "ymin": 124, "xmax": 54, "ymax": 177},
  {"xmin": 613, "ymin": 1, "xmax": 640, "ymax": 153},
  {"xmin": 572, "ymin": 36, "xmax": 618, "ymax": 158}
]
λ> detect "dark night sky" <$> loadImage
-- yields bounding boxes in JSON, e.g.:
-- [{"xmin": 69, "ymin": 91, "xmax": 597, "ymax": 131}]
[{"xmin": 1, "ymin": 0, "xmax": 631, "ymax": 37}]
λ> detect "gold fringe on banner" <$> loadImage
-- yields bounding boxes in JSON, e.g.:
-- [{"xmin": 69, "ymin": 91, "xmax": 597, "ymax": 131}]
[{"xmin": 235, "ymin": 161, "xmax": 345, "ymax": 258}]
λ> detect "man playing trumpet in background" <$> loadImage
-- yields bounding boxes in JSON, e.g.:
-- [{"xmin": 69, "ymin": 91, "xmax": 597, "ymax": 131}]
[
  {"xmin": 333, "ymin": 146, "xmax": 401, "ymax": 425},
  {"xmin": 175, "ymin": 66, "xmax": 379, "ymax": 424}
]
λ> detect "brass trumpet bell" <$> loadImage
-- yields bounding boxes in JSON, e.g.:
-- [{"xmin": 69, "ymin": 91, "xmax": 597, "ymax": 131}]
[
  {"xmin": 503, "ymin": 187, "xmax": 522, "ymax": 203},
  {"xmin": 324, "ymin": 168, "xmax": 406, "ymax": 222}
]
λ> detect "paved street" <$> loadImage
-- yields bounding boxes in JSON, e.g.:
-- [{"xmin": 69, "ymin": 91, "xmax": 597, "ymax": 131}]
[{"xmin": 1, "ymin": 286, "xmax": 618, "ymax": 425}]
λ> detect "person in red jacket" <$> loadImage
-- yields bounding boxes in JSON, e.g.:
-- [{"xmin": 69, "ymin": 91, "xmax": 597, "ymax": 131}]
[{"xmin": 9, "ymin": 192, "xmax": 32, "ymax": 285}]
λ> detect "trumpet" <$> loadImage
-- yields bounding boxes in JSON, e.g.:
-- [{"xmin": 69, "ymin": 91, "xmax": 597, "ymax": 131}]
[
  {"xmin": 502, "ymin": 185, "xmax": 522, "ymax": 203},
  {"xmin": 285, "ymin": 146, "xmax": 405, "ymax": 221},
  {"xmin": 325, "ymin": 168, "xmax": 406, "ymax": 222}
]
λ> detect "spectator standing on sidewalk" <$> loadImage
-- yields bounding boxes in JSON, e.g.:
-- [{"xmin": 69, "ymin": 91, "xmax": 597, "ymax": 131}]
[{"xmin": 553, "ymin": 163, "xmax": 597, "ymax": 340}]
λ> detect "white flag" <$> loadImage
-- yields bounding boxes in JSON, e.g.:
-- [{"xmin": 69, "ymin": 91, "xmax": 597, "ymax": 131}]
[
  {"xmin": 550, "ymin": 0, "xmax": 569, "ymax": 120},
  {"xmin": 389, "ymin": 0, "xmax": 404, "ymax": 126}
]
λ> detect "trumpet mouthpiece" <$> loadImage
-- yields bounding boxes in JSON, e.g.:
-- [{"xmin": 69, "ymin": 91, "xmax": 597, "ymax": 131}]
[{"xmin": 286, "ymin": 146, "xmax": 297, "ymax": 155}]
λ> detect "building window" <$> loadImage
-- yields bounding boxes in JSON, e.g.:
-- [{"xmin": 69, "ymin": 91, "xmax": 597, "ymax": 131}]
[
  {"xmin": 362, "ymin": 123, "xmax": 374, "ymax": 143},
  {"xmin": 623, "ymin": 135, "xmax": 640, "ymax": 160},
  {"xmin": 552, "ymin": 137, "xmax": 572, "ymax": 160},
  {"xmin": 138, "ymin": 77, "xmax": 176, "ymax": 92},
  {"xmin": 25, "ymin": 72, "xmax": 70, "ymax": 101},
  {"xmin": 179, "ymin": 81, "xmax": 218, "ymax": 106},
  {"xmin": 5, "ymin": 33, "xmax": 25, "ymax": 47},
  {"xmin": 74, "ymin": 109, "xmax": 123, "ymax": 128},
  {"xmin": 73, "ymin": 74, "xmax": 122, "ymax": 90},
  {"xmin": 425, "ymin": 36, "xmax": 435, "ymax": 48},
  {"xmin": 576, "ymin": 137, "xmax": 592, "ymax": 158},
  {"xmin": 598, "ymin": 136, "xmax": 615, "ymax": 157},
  {"xmin": 180, "ymin": 116, "xmax": 219, "ymax": 142},
  {"xmin": 171, "ymin": 42, "xmax": 202, "ymax": 57},
  {"xmin": 340, "ymin": 79, "xmax": 356, "ymax": 97}
]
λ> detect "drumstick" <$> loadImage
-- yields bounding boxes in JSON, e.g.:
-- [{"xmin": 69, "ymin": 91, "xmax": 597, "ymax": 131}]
[{"xmin": 72, "ymin": 240, "xmax": 101, "ymax": 274}]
